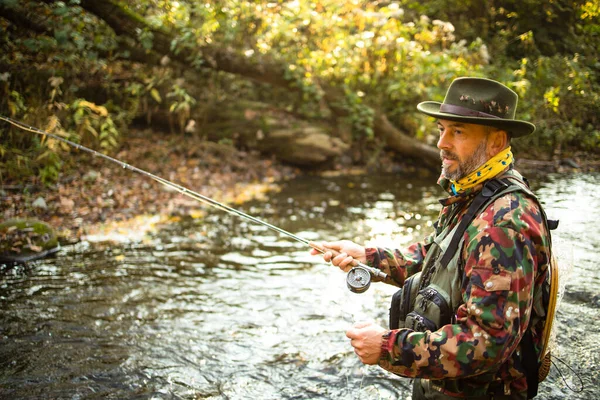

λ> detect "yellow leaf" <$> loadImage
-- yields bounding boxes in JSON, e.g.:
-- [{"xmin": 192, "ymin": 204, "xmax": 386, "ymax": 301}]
[
  {"xmin": 45, "ymin": 115, "xmax": 60, "ymax": 133},
  {"xmin": 78, "ymin": 100, "xmax": 108, "ymax": 117},
  {"xmin": 189, "ymin": 210, "xmax": 205, "ymax": 219},
  {"xmin": 115, "ymin": 254, "xmax": 125, "ymax": 261},
  {"xmin": 150, "ymin": 88, "xmax": 162, "ymax": 103}
]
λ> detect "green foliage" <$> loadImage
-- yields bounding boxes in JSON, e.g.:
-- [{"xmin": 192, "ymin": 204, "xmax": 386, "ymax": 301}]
[
  {"xmin": 185, "ymin": 1, "xmax": 489, "ymax": 131},
  {"xmin": 137, "ymin": 28, "xmax": 154, "ymax": 50},
  {"xmin": 37, "ymin": 149, "xmax": 62, "ymax": 185},
  {"xmin": 507, "ymin": 53, "xmax": 600, "ymax": 154},
  {"xmin": 0, "ymin": 0, "xmax": 598, "ymax": 185},
  {"xmin": 0, "ymin": 77, "xmax": 121, "ymax": 185},
  {"xmin": 167, "ymin": 83, "xmax": 197, "ymax": 133},
  {"xmin": 337, "ymin": 89, "xmax": 375, "ymax": 141},
  {"xmin": 71, "ymin": 99, "xmax": 120, "ymax": 150},
  {"xmin": 0, "ymin": 0, "xmax": 126, "ymax": 184}
]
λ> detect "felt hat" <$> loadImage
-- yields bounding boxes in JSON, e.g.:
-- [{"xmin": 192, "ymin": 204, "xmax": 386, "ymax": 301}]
[{"xmin": 417, "ymin": 77, "xmax": 535, "ymax": 137}]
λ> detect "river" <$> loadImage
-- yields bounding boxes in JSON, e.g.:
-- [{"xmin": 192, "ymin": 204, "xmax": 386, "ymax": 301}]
[{"xmin": 0, "ymin": 171, "xmax": 598, "ymax": 399}]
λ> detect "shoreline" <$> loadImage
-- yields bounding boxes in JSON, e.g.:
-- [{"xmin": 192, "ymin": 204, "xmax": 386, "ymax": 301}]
[
  {"xmin": 1, "ymin": 130, "xmax": 298, "ymax": 245},
  {"xmin": 1, "ymin": 130, "xmax": 598, "ymax": 246}
]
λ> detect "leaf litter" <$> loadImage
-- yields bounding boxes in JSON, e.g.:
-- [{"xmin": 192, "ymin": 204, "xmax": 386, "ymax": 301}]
[{"xmin": 1, "ymin": 129, "xmax": 297, "ymax": 244}]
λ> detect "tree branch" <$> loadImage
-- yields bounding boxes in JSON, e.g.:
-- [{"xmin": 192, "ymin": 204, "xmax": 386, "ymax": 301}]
[
  {"xmin": 78, "ymin": 0, "xmax": 442, "ymax": 168},
  {"xmin": 0, "ymin": 2, "xmax": 54, "ymax": 35}
]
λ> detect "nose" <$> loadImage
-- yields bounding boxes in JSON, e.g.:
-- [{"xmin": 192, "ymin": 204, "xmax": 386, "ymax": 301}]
[{"xmin": 437, "ymin": 129, "xmax": 451, "ymax": 150}]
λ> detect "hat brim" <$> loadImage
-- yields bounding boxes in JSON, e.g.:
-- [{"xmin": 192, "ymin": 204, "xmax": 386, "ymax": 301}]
[{"xmin": 417, "ymin": 101, "xmax": 536, "ymax": 138}]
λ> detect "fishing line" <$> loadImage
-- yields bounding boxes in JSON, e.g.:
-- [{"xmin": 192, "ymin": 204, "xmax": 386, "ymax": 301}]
[
  {"xmin": 550, "ymin": 355, "xmax": 584, "ymax": 393},
  {"xmin": 0, "ymin": 115, "xmax": 387, "ymax": 291}
]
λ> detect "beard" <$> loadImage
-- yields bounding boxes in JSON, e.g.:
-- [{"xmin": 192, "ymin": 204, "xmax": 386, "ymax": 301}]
[{"xmin": 440, "ymin": 140, "xmax": 489, "ymax": 181}]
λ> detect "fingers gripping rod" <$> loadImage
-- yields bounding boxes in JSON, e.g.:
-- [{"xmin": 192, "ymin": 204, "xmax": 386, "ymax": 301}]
[{"xmin": 0, "ymin": 116, "xmax": 387, "ymax": 283}]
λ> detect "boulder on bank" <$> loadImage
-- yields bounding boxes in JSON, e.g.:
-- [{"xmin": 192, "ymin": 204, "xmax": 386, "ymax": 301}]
[
  {"xmin": 202, "ymin": 101, "xmax": 351, "ymax": 166},
  {"xmin": 0, "ymin": 219, "xmax": 60, "ymax": 264}
]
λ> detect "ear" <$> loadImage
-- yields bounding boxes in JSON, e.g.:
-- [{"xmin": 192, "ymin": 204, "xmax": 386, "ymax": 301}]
[{"xmin": 487, "ymin": 129, "xmax": 509, "ymax": 157}]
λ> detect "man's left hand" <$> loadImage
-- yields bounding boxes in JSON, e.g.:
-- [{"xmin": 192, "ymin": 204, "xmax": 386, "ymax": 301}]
[{"xmin": 346, "ymin": 321, "xmax": 388, "ymax": 365}]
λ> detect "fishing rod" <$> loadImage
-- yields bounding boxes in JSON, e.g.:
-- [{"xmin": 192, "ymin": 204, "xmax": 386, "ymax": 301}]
[{"xmin": 0, "ymin": 115, "xmax": 387, "ymax": 293}]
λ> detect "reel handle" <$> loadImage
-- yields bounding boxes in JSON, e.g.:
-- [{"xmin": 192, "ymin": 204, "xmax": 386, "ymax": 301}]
[
  {"xmin": 309, "ymin": 242, "xmax": 373, "ymax": 293},
  {"xmin": 308, "ymin": 241, "xmax": 361, "ymax": 268},
  {"xmin": 309, "ymin": 241, "xmax": 387, "ymax": 278}
]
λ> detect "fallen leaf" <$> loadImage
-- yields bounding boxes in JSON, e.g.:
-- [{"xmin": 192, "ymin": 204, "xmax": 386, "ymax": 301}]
[
  {"xmin": 60, "ymin": 196, "xmax": 75, "ymax": 212},
  {"xmin": 29, "ymin": 244, "xmax": 43, "ymax": 252},
  {"xmin": 189, "ymin": 210, "xmax": 205, "ymax": 219}
]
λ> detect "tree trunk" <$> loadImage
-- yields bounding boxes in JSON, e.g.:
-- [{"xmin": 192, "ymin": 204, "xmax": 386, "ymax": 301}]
[
  {"xmin": 78, "ymin": 0, "xmax": 292, "ymax": 88},
  {"xmin": 374, "ymin": 113, "xmax": 440, "ymax": 169},
  {"xmin": 76, "ymin": 1, "xmax": 441, "ymax": 169}
]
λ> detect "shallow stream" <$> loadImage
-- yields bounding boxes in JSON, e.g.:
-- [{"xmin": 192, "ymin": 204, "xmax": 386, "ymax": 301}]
[{"xmin": 1, "ymin": 172, "xmax": 598, "ymax": 399}]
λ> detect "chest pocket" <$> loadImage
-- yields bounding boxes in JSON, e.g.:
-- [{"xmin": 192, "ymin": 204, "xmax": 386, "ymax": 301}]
[
  {"xmin": 403, "ymin": 239, "xmax": 460, "ymax": 332},
  {"xmin": 390, "ymin": 209, "xmax": 462, "ymax": 332},
  {"xmin": 405, "ymin": 284, "xmax": 453, "ymax": 332},
  {"xmin": 389, "ymin": 272, "xmax": 421, "ymax": 330},
  {"xmin": 389, "ymin": 237, "xmax": 461, "ymax": 332}
]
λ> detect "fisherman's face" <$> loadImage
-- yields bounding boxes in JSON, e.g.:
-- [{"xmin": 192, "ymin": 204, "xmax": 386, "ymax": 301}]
[{"xmin": 436, "ymin": 119, "xmax": 492, "ymax": 181}]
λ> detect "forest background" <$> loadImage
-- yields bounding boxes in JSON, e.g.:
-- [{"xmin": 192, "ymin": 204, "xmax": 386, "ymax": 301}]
[{"xmin": 0, "ymin": 0, "xmax": 599, "ymax": 239}]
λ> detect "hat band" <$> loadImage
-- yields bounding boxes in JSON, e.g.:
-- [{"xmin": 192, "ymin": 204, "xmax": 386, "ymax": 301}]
[{"xmin": 440, "ymin": 104, "xmax": 501, "ymax": 119}]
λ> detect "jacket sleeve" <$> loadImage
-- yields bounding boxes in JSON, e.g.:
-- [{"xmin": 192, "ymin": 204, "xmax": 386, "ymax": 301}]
[
  {"xmin": 364, "ymin": 231, "xmax": 434, "ymax": 287},
  {"xmin": 378, "ymin": 195, "xmax": 546, "ymax": 379}
]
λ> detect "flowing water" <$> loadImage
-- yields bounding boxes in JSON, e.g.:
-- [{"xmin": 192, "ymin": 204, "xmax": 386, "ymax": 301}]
[{"xmin": 1, "ymin": 172, "xmax": 598, "ymax": 399}]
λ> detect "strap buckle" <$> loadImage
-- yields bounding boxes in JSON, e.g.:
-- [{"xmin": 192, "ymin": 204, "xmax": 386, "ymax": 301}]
[{"xmin": 482, "ymin": 178, "xmax": 509, "ymax": 198}]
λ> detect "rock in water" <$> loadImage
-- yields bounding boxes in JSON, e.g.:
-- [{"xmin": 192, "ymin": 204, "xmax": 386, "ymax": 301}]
[{"xmin": 0, "ymin": 219, "xmax": 60, "ymax": 264}]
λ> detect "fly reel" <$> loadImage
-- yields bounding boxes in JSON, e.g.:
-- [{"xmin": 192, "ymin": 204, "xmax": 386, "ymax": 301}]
[{"xmin": 346, "ymin": 266, "xmax": 372, "ymax": 293}]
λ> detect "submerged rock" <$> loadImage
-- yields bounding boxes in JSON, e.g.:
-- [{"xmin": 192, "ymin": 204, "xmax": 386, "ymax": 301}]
[{"xmin": 0, "ymin": 219, "xmax": 60, "ymax": 264}]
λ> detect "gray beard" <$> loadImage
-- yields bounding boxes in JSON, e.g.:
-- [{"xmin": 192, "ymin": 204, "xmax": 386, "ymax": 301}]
[{"xmin": 441, "ymin": 140, "xmax": 489, "ymax": 181}]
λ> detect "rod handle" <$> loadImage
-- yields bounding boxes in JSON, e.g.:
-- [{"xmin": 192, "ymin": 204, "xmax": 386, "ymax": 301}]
[{"xmin": 308, "ymin": 241, "xmax": 360, "ymax": 268}]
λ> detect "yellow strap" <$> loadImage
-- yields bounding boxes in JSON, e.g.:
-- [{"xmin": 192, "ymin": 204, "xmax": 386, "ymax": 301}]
[{"xmin": 540, "ymin": 254, "xmax": 559, "ymax": 359}]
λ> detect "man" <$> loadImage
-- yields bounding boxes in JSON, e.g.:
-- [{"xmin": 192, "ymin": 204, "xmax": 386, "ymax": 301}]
[{"xmin": 312, "ymin": 77, "xmax": 552, "ymax": 399}]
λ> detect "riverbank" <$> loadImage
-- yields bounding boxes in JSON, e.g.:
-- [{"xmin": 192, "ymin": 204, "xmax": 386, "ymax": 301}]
[
  {"xmin": 1, "ymin": 129, "xmax": 598, "ymax": 247},
  {"xmin": 0, "ymin": 129, "xmax": 298, "ymax": 245}
]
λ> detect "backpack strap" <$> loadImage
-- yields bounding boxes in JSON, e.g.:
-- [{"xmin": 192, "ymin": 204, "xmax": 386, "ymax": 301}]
[
  {"xmin": 522, "ymin": 253, "xmax": 560, "ymax": 399},
  {"xmin": 493, "ymin": 175, "xmax": 559, "ymax": 399},
  {"xmin": 439, "ymin": 178, "xmax": 515, "ymax": 267}
]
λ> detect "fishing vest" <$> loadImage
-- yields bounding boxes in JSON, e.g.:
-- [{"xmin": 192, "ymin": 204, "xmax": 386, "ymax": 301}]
[{"xmin": 389, "ymin": 173, "xmax": 557, "ymax": 398}]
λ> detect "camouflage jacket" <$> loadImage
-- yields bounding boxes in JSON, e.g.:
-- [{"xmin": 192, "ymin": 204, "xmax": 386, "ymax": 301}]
[{"xmin": 366, "ymin": 168, "xmax": 551, "ymax": 396}]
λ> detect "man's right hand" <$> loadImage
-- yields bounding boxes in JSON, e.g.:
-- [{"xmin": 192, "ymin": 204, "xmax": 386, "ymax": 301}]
[{"xmin": 309, "ymin": 240, "xmax": 366, "ymax": 272}]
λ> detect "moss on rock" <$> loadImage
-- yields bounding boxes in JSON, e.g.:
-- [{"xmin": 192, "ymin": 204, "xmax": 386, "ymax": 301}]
[{"xmin": 0, "ymin": 219, "xmax": 60, "ymax": 263}]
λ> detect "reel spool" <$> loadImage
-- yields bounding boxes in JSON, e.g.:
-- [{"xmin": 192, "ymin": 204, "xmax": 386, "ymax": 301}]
[{"xmin": 346, "ymin": 266, "xmax": 372, "ymax": 293}]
